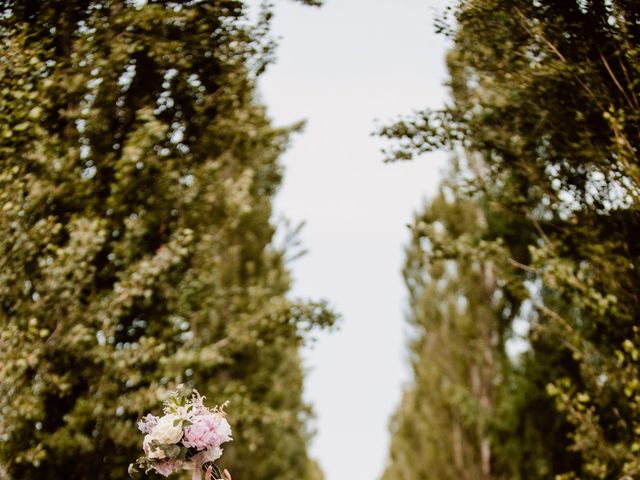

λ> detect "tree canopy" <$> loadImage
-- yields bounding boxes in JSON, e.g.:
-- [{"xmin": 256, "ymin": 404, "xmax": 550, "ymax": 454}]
[
  {"xmin": 0, "ymin": 1, "xmax": 335, "ymax": 479},
  {"xmin": 381, "ymin": 1, "xmax": 640, "ymax": 478}
]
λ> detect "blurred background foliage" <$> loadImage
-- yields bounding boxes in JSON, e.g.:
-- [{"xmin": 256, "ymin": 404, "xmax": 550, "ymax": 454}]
[
  {"xmin": 380, "ymin": 1, "xmax": 640, "ymax": 479},
  {"xmin": 0, "ymin": 1, "xmax": 336, "ymax": 479}
]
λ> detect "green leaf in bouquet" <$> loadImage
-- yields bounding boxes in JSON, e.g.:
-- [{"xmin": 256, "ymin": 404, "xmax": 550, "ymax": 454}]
[
  {"xmin": 175, "ymin": 446, "xmax": 189, "ymax": 461},
  {"xmin": 164, "ymin": 444, "xmax": 181, "ymax": 458}
]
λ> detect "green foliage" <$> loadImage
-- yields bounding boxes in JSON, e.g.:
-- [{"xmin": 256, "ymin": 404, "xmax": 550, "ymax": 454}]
[
  {"xmin": 381, "ymin": 166, "xmax": 507, "ymax": 480},
  {"xmin": 381, "ymin": 1, "xmax": 640, "ymax": 479},
  {"xmin": 0, "ymin": 2, "xmax": 336, "ymax": 479}
]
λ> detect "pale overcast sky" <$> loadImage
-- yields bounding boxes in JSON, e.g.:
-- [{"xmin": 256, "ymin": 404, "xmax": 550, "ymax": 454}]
[{"xmin": 251, "ymin": 1, "xmax": 452, "ymax": 479}]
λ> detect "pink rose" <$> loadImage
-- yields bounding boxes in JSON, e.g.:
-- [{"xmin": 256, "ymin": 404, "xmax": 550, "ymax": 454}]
[
  {"xmin": 153, "ymin": 459, "xmax": 180, "ymax": 477},
  {"xmin": 182, "ymin": 413, "xmax": 232, "ymax": 451}
]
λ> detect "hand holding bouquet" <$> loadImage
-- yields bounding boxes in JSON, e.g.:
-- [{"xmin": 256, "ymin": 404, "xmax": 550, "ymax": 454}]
[{"xmin": 129, "ymin": 386, "xmax": 232, "ymax": 479}]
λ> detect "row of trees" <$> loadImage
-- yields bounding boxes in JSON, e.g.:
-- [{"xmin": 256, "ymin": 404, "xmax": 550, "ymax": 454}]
[
  {"xmin": 381, "ymin": 1, "xmax": 640, "ymax": 479},
  {"xmin": 0, "ymin": 1, "xmax": 334, "ymax": 479}
]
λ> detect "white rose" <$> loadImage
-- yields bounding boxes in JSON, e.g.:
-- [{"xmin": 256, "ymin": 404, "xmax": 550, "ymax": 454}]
[
  {"xmin": 143, "ymin": 434, "xmax": 166, "ymax": 459},
  {"xmin": 153, "ymin": 414, "xmax": 184, "ymax": 444}
]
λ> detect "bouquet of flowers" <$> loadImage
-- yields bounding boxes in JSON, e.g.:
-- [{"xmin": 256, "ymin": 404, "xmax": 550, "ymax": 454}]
[{"xmin": 129, "ymin": 386, "xmax": 232, "ymax": 479}]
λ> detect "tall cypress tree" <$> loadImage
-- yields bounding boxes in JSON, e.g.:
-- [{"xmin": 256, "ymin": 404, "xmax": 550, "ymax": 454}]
[
  {"xmin": 381, "ymin": 168, "xmax": 505, "ymax": 480},
  {"xmin": 0, "ymin": 2, "xmax": 334, "ymax": 479},
  {"xmin": 380, "ymin": 1, "xmax": 640, "ymax": 478}
]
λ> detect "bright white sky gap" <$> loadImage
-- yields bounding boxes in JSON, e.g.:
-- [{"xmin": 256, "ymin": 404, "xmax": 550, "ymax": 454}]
[{"xmin": 251, "ymin": 1, "xmax": 451, "ymax": 479}]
